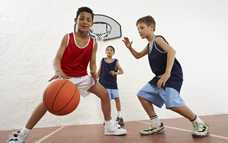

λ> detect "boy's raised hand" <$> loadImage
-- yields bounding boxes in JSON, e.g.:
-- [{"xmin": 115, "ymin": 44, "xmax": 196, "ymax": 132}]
[{"xmin": 122, "ymin": 37, "xmax": 133, "ymax": 49}]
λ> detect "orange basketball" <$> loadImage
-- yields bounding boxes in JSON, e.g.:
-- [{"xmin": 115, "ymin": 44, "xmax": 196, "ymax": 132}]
[{"xmin": 43, "ymin": 79, "xmax": 80, "ymax": 116}]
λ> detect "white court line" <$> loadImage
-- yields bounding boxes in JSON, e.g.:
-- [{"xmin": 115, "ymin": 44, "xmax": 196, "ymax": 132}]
[
  {"xmin": 35, "ymin": 126, "xmax": 64, "ymax": 143},
  {"xmin": 138, "ymin": 121, "xmax": 228, "ymax": 141}
]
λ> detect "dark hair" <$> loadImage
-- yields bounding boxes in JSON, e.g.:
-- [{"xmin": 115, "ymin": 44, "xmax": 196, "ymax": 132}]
[
  {"xmin": 76, "ymin": 7, "xmax": 94, "ymax": 20},
  {"xmin": 136, "ymin": 15, "xmax": 156, "ymax": 30},
  {"xmin": 106, "ymin": 45, "xmax": 115, "ymax": 53},
  {"xmin": 74, "ymin": 7, "xmax": 94, "ymax": 33}
]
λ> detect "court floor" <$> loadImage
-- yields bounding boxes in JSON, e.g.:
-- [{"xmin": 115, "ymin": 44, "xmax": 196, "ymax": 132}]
[{"xmin": 1, "ymin": 114, "xmax": 227, "ymax": 143}]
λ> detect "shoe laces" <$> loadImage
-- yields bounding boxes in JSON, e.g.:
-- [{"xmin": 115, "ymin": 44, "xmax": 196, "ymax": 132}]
[
  {"xmin": 114, "ymin": 120, "xmax": 121, "ymax": 129},
  {"xmin": 105, "ymin": 120, "xmax": 121, "ymax": 131},
  {"xmin": 144, "ymin": 124, "xmax": 159, "ymax": 131},
  {"xmin": 8, "ymin": 130, "xmax": 26, "ymax": 142},
  {"xmin": 193, "ymin": 122, "xmax": 206, "ymax": 132}
]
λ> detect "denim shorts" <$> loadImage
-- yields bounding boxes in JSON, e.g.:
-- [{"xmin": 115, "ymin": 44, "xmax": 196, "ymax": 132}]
[
  {"xmin": 106, "ymin": 89, "xmax": 119, "ymax": 100},
  {"xmin": 137, "ymin": 83, "xmax": 185, "ymax": 108}
]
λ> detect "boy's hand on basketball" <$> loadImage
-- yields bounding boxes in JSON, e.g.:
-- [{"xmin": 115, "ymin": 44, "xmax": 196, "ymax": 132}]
[
  {"xmin": 48, "ymin": 75, "xmax": 58, "ymax": 82},
  {"xmin": 48, "ymin": 71, "xmax": 70, "ymax": 82},
  {"xmin": 157, "ymin": 72, "xmax": 171, "ymax": 88},
  {"xmin": 122, "ymin": 37, "xmax": 133, "ymax": 49}
]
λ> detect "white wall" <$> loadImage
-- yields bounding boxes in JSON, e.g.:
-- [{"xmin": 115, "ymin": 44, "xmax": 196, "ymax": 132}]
[{"xmin": 1, "ymin": 0, "xmax": 228, "ymax": 130}]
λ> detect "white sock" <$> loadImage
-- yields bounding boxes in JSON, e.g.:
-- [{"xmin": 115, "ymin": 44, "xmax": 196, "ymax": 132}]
[
  {"xmin": 150, "ymin": 115, "xmax": 161, "ymax": 127},
  {"xmin": 104, "ymin": 119, "xmax": 116, "ymax": 131},
  {"xmin": 192, "ymin": 116, "xmax": 204, "ymax": 124},
  {"xmin": 105, "ymin": 119, "xmax": 112, "ymax": 126},
  {"xmin": 21, "ymin": 127, "xmax": 31, "ymax": 135},
  {"xmin": 117, "ymin": 111, "xmax": 122, "ymax": 118}
]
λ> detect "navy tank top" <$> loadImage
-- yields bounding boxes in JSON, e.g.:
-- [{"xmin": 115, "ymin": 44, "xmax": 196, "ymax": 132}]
[
  {"xmin": 148, "ymin": 35, "xmax": 183, "ymax": 92},
  {"xmin": 99, "ymin": 58, "xmax": 118, "ymax": 89}
]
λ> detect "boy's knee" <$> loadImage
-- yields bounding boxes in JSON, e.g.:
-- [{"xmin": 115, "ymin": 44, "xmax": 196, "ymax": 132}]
[
  {"xmin": 166, "ymin": 107, "xmax": 174, "ymax": 110},
  {"xmin": 103, "ymin": 90, "xmax": 110, "ymax": 100},
  {"xmin": 137, "ymin": 95, "xmax": 144, "ymax": 101},
  {"xmin": 103, "ymin": 88, "xmax": 108, "ymax": 95}
]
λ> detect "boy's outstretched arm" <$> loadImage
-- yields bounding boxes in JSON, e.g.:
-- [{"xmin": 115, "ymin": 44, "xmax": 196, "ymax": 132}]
[
  {"xmin": 122, "ymin": 37, "xmax": 148, "ymax": 59},
  {"xmin": 90, "ymin": 40, "xmax": 98, "ymax": 81}
]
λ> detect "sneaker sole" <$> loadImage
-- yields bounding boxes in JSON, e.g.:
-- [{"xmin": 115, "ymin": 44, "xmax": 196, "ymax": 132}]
[
  {"xmin": 140, "ymin": 127, "xmax": 165, "ymax": 136},
  {"xmin": 104, "ymin": 131, "xmax": 127, "ymax": 136},
  {"xmin": 192, "ymin": 131, "xmax": 209, "ymax": 138},
  {"xmin": 192, "ymin": 125, "xmax": 209, "ymax": 138}
]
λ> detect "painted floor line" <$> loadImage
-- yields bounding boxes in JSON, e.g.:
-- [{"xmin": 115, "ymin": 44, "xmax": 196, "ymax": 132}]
[
  {"xmin": 35, "ymin": 126, "xmax": 64, "ymax": 143},
  {"xmin": 138, "ymin": 121, "xmax": 228, "ymax": 141}
]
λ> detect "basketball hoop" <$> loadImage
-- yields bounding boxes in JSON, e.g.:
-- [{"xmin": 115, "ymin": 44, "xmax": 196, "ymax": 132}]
[{"xmin": 89, "ymin": 14, "xmax": 122, "ymax": 41}]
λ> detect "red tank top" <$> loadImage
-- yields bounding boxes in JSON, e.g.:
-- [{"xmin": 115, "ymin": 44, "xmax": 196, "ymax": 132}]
[{"xmin": 61, "ymin": 32, "xmax": 94, "ymax": 77}]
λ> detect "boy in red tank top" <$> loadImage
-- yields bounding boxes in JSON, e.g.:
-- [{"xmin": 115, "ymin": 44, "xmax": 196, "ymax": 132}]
[{"xmin": 7, "ymin": 7, "xmax": 126, "ymax": 143}]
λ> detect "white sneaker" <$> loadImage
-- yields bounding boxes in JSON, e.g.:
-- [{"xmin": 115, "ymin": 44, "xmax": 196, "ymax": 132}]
[
  {"xmin": 7, "ymin": 130, "xmax": 27, "ymax": 143},
  {"xmin": 140, "ymin": 122, "xmax": 165, "ymax": 135},
  {"xmin": 192, "ymin": 121, "xmax": 209, "ymax": 137},
  {"xmin": 104, "ymin": 120, "xmax": 127, "ymax": 136}
]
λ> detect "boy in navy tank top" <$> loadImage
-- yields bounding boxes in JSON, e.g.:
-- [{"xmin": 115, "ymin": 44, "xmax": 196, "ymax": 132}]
[
  {"xmin": 122, "ymin": 15, "xmax": 208, "ymax": 137},
  {"xmin": 98, "ymin": 45, "xmax": 125, "ymax": 127},
  {"xmin": 7, "ymin": 7, "xmax": 127, "ymax": 143}
]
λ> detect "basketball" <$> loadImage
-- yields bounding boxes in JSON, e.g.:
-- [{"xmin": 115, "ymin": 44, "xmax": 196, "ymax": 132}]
[{"xmin": 43, "ymin": 79, "xmax": 80, "ymax": 116}]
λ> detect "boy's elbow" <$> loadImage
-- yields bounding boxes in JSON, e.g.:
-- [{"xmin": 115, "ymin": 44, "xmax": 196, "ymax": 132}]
[
  {"xmin": 135, "ymin": 55, "xmax": 141, "ymax": 59},
  {"xmin": 173, "ymin": 49, "xmax": 176, "ymax": 55},
  {"xmin": 169, "ymin": 47, "xmax": 176, "ymax": 55},
  {"xmin": 170, "ymin": 46, "xmax": 175, "ymax": 53},
  {"xmin": 136, "ymin": 52, "xmax": 145, "ymax": 59}
]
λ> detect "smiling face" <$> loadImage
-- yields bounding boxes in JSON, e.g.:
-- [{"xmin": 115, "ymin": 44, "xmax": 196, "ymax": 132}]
[
  {"xmin": 75, "ymin": 12, "xmax": 93, "ymax": 33},
  {"xmin": 137, "ymin": 22, "xmax": 154, "ymax": 39}
]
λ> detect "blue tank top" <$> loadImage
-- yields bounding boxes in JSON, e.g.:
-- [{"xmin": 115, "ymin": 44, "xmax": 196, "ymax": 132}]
[
  {"xmin": 99, "ymin": 58, "xmax": 118, "ymax": 89},
  {"xmin": 148, "ymin": 35, "xmax": 183, "ymax": 92}
]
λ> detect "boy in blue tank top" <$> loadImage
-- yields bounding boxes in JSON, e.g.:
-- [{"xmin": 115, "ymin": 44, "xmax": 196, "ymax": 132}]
[
  {"xmin": 122, "ymin": 15, "xmax": 208, "ymax": 137},
  {"xmin": 98, "ymin": 45, "xmax": 125, "ymax": 127}
]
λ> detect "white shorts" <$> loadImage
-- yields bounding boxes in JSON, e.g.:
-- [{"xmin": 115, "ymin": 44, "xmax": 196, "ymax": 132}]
[{"xmin": 68, "ymin": 75, "xmax": 95, "ymax": 97}]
